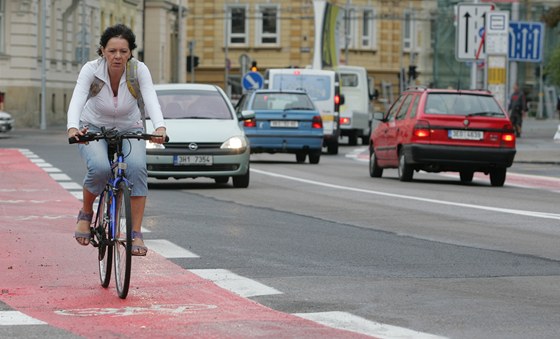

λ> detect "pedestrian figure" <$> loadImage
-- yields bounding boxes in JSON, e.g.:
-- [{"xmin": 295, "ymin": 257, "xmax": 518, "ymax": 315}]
[{"xmin": 508, "ymin": 83, "xmax": 527, "ymax": 137}]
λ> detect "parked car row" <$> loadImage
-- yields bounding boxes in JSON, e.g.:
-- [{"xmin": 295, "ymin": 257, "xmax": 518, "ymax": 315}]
[{"xmin": 145, "ymin": 83, "xmax": 517, "ymax": 189}]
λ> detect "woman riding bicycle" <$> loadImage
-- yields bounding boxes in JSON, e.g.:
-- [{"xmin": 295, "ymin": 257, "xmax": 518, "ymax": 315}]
[{"xmin": 67, "ymin": 24, "xmax": 166, "ymax": 256}]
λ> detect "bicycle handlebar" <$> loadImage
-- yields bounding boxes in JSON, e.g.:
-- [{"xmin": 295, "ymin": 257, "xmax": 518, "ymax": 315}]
[{"xmin": 68, "ymin": 130, "xmax": 169, "ymax": 144}]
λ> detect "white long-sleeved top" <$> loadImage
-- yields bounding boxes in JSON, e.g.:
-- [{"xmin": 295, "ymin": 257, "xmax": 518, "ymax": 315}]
[{"xmin": 67, "ymin": 58, "xmax": 165, "ymax": 131}]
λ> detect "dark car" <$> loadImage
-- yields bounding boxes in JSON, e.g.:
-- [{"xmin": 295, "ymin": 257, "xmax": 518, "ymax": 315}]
[
  {"xmin": 369, "ymin": 87, "xmax": 516, "ymax": 186},
  {"xmin": 236, "ymin": 89, "xmax": 324, "ymax": 164}
]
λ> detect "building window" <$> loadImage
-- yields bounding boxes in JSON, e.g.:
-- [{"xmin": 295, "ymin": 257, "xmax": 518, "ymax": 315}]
[
  {"xmin": 403, "ymin": 10, "xmax": 414, "ymax": 52},
  {"xmin": 345, "ymin": 8, "xmax": 357, "ymax": 49},
  {"xmin": 0, "ymin": 0, "xmax": 4, "ymax": 53},
  {"xmin": 361, "ymin": 9, "xmax": 376, "ymax": 49},
  {"xmin": 255, "ymin": 5, "xmax": 279, "ymax": 46},
  {"xmin": 226, "ymin": 5, "xmax": 248, "ymax": 45}
]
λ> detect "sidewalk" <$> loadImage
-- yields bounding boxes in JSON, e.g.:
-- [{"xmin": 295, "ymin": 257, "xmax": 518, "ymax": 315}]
[{"xmin": 514, "ymin": 117, "xmax": 560, "ymax": 164}]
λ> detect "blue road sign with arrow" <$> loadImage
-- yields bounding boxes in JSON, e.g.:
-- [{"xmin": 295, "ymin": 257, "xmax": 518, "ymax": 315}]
[
  {"xmin": 242, "ymin": 71, "xmax": 264, "ymax": 91},
  {"xmin": 508, "ymin": 21, "xmax": 544, "ymax": 63}
]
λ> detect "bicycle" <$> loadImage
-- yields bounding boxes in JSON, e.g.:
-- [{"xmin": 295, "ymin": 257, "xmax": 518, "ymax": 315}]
[{"xmin": 69, "ymin": 127, "xmax": 167, "ymax": 299}]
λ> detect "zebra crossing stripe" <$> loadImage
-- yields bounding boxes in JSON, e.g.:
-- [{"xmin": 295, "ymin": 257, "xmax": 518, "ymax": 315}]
[{"xmin": 0, "ymin": 311, "xmax": 46, "ymax": 326}]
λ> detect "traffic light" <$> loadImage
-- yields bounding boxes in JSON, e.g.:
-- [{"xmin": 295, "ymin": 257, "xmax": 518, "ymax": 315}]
[
  {"xmin": 408, "ymin": 65, "xmax": 417, "ymax": 80},
  {"xmin": 250, "ymin": 61, "xmax": 258, "ymax": 72},
  {"xmin": 186, "ymin": 55, "xmax": 199, "ymax": 72}
]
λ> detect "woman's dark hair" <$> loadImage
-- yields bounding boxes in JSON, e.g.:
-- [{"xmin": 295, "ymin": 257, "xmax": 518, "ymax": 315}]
[{"xmin": 96, "ymin": 24, "xmax": 137, "ymax": 57}]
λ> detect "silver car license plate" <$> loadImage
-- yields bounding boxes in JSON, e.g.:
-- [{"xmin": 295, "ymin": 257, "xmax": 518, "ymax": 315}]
[{"xmin": 174, "ymin": 155, "xmax": 213, "ymax": 166}]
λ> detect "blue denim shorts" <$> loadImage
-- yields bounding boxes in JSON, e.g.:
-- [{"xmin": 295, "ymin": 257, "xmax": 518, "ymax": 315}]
[{"xmin": 78, "ymin": 125, "xmax": 147, "ymax": 196}]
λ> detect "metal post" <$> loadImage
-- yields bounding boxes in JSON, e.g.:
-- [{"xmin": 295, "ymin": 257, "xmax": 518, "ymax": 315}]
[
  {"xmin": 40, "ymin": 0, "xmax": 47, "ymax": 130},
  {"xmin": 224, "ymin": 13, "xmax": 229, "ymax": 93},
  {"xmin": 344, "ymin": 0, "xmax": 349, "ymax": 64},
  {"xmin": 177, "ymin": 0, "xmax": 185, "ymax": 83},
  {"xmin": 470, "ymin": 0, "xmax": 479, "ymax": 89}
]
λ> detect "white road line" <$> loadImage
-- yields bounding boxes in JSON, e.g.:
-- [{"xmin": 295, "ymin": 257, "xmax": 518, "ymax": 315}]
[
  {"xmin": 29, "ymin": 158, "xmax": 45, "ymax": 164},
  {"xmin": 145, "ymin": 239, "xmax": 199, "ymax": 258},
  {"xmin": 50, "ymin": 173, "xmax": 71, "ymax": 181},
  {"xmin": 0, "ymin": 311, "xmax": 46, "ymax": 325},
  {"xmin": 34, "ymin": 162, "xmax": 53, "ymax": 168},
  {"xmin": 59, "ymin": 182, "xmax": 82, "ymax": 190},
  {"xmin": 189, "ymin": 269, "xmax": 283, "ymax": 298},
  {"xmin": 70, "ymin": 191, "xmax": 83, "ymax": 200},
  {"xmin": 293, "ymin": 312, "xmax": 447, "ymax": 339},
  {"xmin": 42, "ymin": 167, "xmax": 61, "ymax": 173},
  {"xmin": 251, "ymin": 168, "xmax": 560, "ymax": 221}
]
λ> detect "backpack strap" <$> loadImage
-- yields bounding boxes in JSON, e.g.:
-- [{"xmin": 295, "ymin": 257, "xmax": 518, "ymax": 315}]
[
  {"xmin": 87, "ymin": 59, "xmax": 105, "ymax": 101},
  {"xmin": 126, "ymin": 58, "xmax": 146, "ymax": 130},
  {"xmin": 87, "ymin": 77, "xmax": 104, "ymax": 101}
]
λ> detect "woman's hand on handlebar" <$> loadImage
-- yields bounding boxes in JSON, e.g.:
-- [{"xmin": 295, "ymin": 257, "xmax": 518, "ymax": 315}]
[
  {"xmin": 68, "ymin": 126, "xmax": 89, "ymax": 143},
  {"xmin": 151, "ymin": 127, "xmax": 167, "ymax": 144}
]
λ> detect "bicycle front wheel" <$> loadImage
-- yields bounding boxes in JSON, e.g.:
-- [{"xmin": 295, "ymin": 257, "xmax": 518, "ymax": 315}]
[
  {"xmin": 97, "ymin": 190, "xmax": 112, "ymax": 288},
  {"xmin": 114, "ymin": 181, "xmax": 132, "ymax": 299}
]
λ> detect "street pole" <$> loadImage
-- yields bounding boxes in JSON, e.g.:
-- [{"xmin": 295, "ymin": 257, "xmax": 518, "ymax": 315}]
[
  {"xmin": 177, "ymin": 0, "xmax": 185, "ymax": 83},
  {"xmin": 40, "ymin": 0, "xmax": 46, "ymax": 130},
  {"xmin": 344, "ymin": 0, "xmax": 349, "ymax": 64},
  {"xmin": 224, "ymin": 14, "xmax": 229, "ymax": 94},
  {"xmin": 470, "ymin": 0, "xmax": 479, "ymax": 89}
]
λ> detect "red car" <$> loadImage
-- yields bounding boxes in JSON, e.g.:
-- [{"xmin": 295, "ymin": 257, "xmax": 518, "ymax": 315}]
[{"xmin": 369, "ymin": 87, "xmax": 516, "ymax": 186}]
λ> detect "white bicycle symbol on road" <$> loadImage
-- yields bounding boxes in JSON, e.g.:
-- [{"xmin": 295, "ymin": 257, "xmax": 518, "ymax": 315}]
[{"xmin": 55, "ymin": 304, "xmax": 218, "ymax": 317}]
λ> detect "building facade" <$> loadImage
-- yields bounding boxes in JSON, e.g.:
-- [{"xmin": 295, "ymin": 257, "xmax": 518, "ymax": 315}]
[{"xmin": 0, "ymin": 0, "xmax": 557, "ymax": 128}]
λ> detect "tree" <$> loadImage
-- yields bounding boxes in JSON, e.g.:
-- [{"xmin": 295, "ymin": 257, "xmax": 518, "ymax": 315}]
[
  {"xmin": 545, "ymin": 47, "xmax": 560, "ymax": 86},
  {"xmin": 543, "ymin": 6, "xmax": 560, "ymax": 86},
  {"xmin": 542, "ymin": 6, "xmax": 560, "ymax": 28}
]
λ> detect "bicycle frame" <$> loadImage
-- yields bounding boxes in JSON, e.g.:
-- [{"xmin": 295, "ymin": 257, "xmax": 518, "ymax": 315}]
[
  {"xmin": 69, "ymin": 128, "xmax": 167, "ymax": 298},
  {"xmin": 107, "ymin": 148, "xmax": 132, "ymax": 241}
]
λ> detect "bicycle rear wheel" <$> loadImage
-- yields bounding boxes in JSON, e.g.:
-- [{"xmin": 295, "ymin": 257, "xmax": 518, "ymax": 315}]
[
  {"xmin": 114, "ymin": 181, "xmax": 132, "ymax": 299},
  {"xmin": 96, "ymin": 190, "xmax": 112, "ymax": 288}
]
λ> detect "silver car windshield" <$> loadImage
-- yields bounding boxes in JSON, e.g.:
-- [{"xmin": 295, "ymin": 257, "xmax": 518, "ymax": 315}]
[
  {"xmin": 425, "ymin": 93, "xmax": 505, "ymax": 117},
  {"xmin": 156, "ymin": 90, "xmax": 232, "ymax": 119}
]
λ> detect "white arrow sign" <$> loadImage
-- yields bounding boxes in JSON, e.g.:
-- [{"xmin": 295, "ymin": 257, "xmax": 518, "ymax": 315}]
[{"xmin": 456, "ymin": 3, "xmax": 493, "ymax": 61}]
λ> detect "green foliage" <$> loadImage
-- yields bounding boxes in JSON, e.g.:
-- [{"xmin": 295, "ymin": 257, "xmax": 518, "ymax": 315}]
[
  {"xmin": 542, "ymin": 6, "xmax": 560, "ymax": 28},
  {"xmin": 544, "ymin": 47, "xmax": 560, "ymax": 86}
]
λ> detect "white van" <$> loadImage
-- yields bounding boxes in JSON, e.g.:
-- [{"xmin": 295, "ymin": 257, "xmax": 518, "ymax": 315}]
[
  {"xmin": 264, "ymin": 68, "xmax": 342, "ymax": 154},
  {"xmin": 335, "ymin": 65, "xmax": 375, "ymax": 145}
]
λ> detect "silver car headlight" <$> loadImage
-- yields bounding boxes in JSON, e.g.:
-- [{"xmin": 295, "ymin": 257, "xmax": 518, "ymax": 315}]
[{"xmin": 221, "ymin": 136, "xmax": 246, "ymax": 150}]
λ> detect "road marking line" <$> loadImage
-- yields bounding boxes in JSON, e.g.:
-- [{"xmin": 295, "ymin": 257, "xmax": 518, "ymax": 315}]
[
  {"xmin": 251, "ymin": 168, "xmax": 560, "ymax": 221},
  {"xmin": 145, "ymin": 239, "xmax": 199, "ymax": 258},
  {"xmin": 34, "ymin": 160, "xmax": 53, "ymax": 168},
  {"xmin": 294, "ymin": 311, "xmax": 447, "ymax": 339},
  {"xmin": 29, "ymin": 158, "xmax": 45, "ymax": 164},
  {"xmin": 50, "ymin": 173, "xmax": 71, "ymax": 181},
  {"xmin": 42, "ymin": 167, "xmax": 61, "ymax": 173},
  {"xmin": 0, "ymin": 311, "xmax": 46, "ymax": 325},
  {"xmin": 70, "ymin": 191, "xmax": 83, "ymax": 200},
  {"xmin": 58, "ymin": 182, "xmax": 82, "ymax": 190},
  {"xmin": 190, "ymin": 269, "xmax": 283, "ymax": 298}
]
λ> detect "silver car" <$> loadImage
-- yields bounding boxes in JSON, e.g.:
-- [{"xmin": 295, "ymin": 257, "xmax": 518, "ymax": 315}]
[
  {"xmin": 0, "ymin": 111, "xmax": 14, "ymax": 133},
  {"xmin": 146, "ymin": 84, "xmax": 254, "ymax": 188}
]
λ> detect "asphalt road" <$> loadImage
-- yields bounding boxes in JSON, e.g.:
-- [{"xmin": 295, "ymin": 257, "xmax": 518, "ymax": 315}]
[{"xmin": 2, "ymin": 128, "xmax": 560, "ymax": 338}]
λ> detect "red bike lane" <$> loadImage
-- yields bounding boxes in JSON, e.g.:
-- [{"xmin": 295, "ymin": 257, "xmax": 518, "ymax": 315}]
[{"xmin": 0, "ymin": 149, "xmax": 372, "ymax": 338}]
